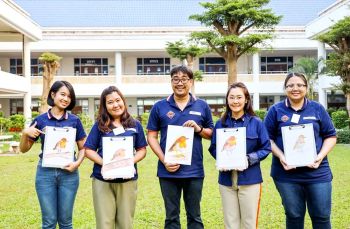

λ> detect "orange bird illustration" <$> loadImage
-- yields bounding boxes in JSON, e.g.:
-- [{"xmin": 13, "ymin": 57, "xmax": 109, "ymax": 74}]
[
  {"xmin": 169, "ymin": 136, "xmax": 188, "ymax": 152},
  {"xmin": 221, "ymin": 136, "xmax": 237, "ymax": 152},
  {"xmin": 53, "ymin": 138, "xmax": 67, "ymax": 152},
  {"xmin": 111, "ymin": 148, "xmax": 126, "ymax": 161},
  {"xmin": 293, "ymin": 134, "xmax": 306, "ymax": 151}
]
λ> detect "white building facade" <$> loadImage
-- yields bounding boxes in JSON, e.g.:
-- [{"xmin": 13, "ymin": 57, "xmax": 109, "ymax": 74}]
[{"xmin": 0, "ymin": 0, "xmax": 349, "ymax": 120}]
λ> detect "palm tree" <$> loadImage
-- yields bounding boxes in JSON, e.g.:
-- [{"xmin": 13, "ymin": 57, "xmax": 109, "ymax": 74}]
[
  {"xmin": 38, "ymin": 52, "xmax": 62, "ymax": 113},
  {"xmin": 289, "ymin": 57, "xmax": 319, "ymax": 99}
]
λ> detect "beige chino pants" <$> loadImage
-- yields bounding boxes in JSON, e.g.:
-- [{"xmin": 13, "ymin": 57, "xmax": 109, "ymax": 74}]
[
  {"xmin": 219, "ymin": 171, "xmax": 262, "ymax": 229},
  {"xmin": 92, "ymin": 178, "xmax": 137, "ymax": 229}
]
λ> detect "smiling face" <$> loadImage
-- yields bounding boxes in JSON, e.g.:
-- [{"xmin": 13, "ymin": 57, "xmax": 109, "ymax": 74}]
[
  {"xmin": 285, "ymin": 76, "xmax": 307, "ymax": 103},
  {"xmin": 171, "ymin": 71, "xmax": 193, "ymax": 98},
  {"xmin": 51, "ymin": 86, "xmax": 71, "ymax": 110},
  {"xmin": 105, "ymin": 91, "xmax": 125, "ymax": 119},
  {"xmin": 227, "ymin": 87, "xmax": 247, "ymax": 118}
]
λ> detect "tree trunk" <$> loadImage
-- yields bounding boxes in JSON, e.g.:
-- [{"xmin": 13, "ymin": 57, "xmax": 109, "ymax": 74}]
[
  {"xmin": 227, "ymin": 49, "xmax": 238, "ymax": 87},
  {"xmin": 186, "ymin": 56, "xmax": 196, "ymax": 95},
  {"xmin": 346, "ymin": 92, "xmax": 350, "ymax": 120},
  {"xmin": 39, "ymin": 63, "xmax": 55, "ymax": 113}
]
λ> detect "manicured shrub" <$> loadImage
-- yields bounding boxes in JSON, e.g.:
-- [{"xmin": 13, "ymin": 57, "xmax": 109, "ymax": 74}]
[
  {"xmin": 141, "ymin": 112, "xmax": 150, "ymax": 127},
  {"xmin": 0, "ymin": 117, "xmax": 10, "ymax": 133},
  {"xmin": 77, "ymin": 113, "xmax": 93, "ymax": 133},
  {"xmin": 327, "ymin": 107, "xmax": 337, "ymax": 116},
  {"xmin": 336, "ymin": 129, "xmax": 350, "ymax": 144},
  {"xmin": 255, "ymin": 110, "xmax": 267, "ymax": 120},
  {"xmin": 8, "ymin": 114, "xmax": 25, "ymax": 132},
  {"xmin": 32, "ymin": 111, "xmax": 40, "ymax": 119},
  {"xmin": 331, "ymin": 110, "xmax": 349, "ymax": 129}
]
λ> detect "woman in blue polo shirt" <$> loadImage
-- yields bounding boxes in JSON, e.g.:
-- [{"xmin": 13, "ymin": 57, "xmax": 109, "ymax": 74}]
[
  {"xmin": 84, "ymin": 86, "xmax": 147, "ymax": 229},
  {"xmin": 209, "ymin": 82, "xmax": 271, "ymax": 229},
  {"xmin": 19, "ymin": 80, "xmax": 86, "ymax": 229},
  {"xmin": 264, "ymin": 72, "xmax": 337, "ymax": 229}
]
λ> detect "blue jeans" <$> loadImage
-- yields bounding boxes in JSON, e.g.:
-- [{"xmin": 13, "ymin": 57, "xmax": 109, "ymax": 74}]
[
  {"xmin": 35, "ymin": 160, "xmax": 79, "ymax": 229},
  {"xmin": 159, "ymin": 178, "xmax": 204, "ymax": 229},
  {"xmin": 274, "ymin": 180, "xmax": 332, "ymax": 229}
]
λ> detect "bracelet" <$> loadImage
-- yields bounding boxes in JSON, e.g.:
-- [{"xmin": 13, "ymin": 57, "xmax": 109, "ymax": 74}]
[{"xmin": 197, "ymin": 125, "xmax": 203, "ymax": 134}]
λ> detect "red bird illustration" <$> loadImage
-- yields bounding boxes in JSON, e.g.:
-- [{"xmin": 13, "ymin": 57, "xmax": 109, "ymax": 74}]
[
  {"xmin": 53, "ymin": 138, "xmax": 67, "ymax": 152},
  {"xmin": 293, "ymin": 134, "xmax": 306, "ymax": 152},
  {"xmin": 111, "ymin": 148, "xmax": 126, "ymax": 161}
]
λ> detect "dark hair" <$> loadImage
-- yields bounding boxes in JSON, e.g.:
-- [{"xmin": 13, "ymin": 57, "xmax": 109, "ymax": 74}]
[
  {"xmin": 170, "ymin": 65, "xmax": 193, "ymax": 79},
  {"xmin": 284, "ymin": 72, "xmax": 308, "ymax": 89},
  {"xmin": 97, "ymin": 86, "xmax": 135, "ymax": 133},
  {"xmin": 221, "ymin": 82, "xmax": 256, "ymax": 124},
  {"xmin": 47, "ymin": 80, "xmax": 76, "ymax": 110}
]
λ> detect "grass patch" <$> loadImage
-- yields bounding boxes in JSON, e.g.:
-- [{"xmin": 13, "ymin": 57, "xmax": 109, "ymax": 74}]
[{"xmin": 0, "ymin": 142, "xmax": 349, "ymax": 228}]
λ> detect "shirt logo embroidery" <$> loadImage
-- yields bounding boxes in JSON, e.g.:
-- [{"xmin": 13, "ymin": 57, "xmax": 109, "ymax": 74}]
[
  {"xmin": 281, "ymin": 115, "xmax": 289, "ymax": 122},
  {"xmin": 166, "ymin": 111, "xmax": 175, "ymax": 119}
]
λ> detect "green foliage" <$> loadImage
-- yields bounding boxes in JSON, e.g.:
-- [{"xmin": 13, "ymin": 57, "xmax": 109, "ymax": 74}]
[
  {"xmin": 32, "ymin": 111, "xmax": 40, "ymax": 119},
  {"xmin": 193, "ymin": 70, "xmax": 203, "ymax": 82},
  {"xmin": 140, "ymin": 112, "xmax": 150, "ymax": 127},
  {"xmin": 332, "ymin": 110, "xmax": 349, "ymax": 129},
  {"xmin": 38, "ymin": 52, "xmax": 62, "ymax": 63},
  {"xmin": 289, "ymin": 57, "xmax": 319, "ymax": 99},
  {"xmin": 166, "ymin": 40, "xmax": 208, "ymax": 62},
  {"xmin": 8, "ymin": 114, "xmax": 25, "ymax": 132},
  {"xmin": 0, "ymin": 111, "xmax": 4, "ymax": 117},
  {"xmin": 0, "ymin": 117, "xmax": 10, "ymax": 133},
  {"xmin": 77, "ymin": 113, "xmax": 93, "ymax": 133},
  {"xmin": 327, "ymin": 107, "xmax": 337, "ymax": 116},
  {"xmin": 255, "ymin": 109, "xmax": 267, "ymax": 120},
  {"xmin": 337, "ymin": 129, "xmax": 350, "ymax": 144}
]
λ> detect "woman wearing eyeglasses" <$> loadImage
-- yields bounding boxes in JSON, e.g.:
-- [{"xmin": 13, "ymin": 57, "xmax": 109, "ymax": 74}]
[{"xmin": 264, "ymin": 72, "xmax": 337, "ymax": 229}]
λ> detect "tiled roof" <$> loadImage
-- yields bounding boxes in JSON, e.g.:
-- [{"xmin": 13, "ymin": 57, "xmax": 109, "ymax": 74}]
[{"xmin": 14, "ymin": 0, "xmax": 336, "ymax": 27}]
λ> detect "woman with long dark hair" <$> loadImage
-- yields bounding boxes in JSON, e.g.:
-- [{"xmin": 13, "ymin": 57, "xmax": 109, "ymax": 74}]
[
  {"xmin": 209, "ymin": 82, "xmax": 271, "ymax": 229},
  {"xmin": 84, "ymin": 86, "xmax": 147, "ymax": 229}
]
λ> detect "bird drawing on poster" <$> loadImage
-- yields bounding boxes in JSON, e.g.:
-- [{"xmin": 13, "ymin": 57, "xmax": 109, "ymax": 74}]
[
  {"xmin": 111, "ymin": 148, "xmax": 126, "ymax": 161},
  {"xmin": 169, "ymin": 136, "xmax": 188, "ymax": 158},
  {"xmin": 293, "ymin": 134, "xmax": 306, "ymax": 152},
  {"xmin": 53, "ymin": 138, "xmax": 67, "ymax": 153},
  {"xmin": 221, "ymin": 135, "xmax": 237, "ymax": 155}
]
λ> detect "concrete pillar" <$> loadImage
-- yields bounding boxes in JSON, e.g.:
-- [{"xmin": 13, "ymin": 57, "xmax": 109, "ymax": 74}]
[
  {"xmin": 23, "ymin": 36, "xmax": 32, "ymax": 127},
  {"xmin": 88, "ymin": 97, "xmax": 95, "ymax": 121},
  {"xmin": 317, "ymin": 42, "xmax": 327, "ymax": 107},
  {"xmin": 252, "ymin": 53, "xmax": 260, "ymax": 110},
  {"xmin": 115, "ymin": 52, "xmax": 122, "ymax": 87}
]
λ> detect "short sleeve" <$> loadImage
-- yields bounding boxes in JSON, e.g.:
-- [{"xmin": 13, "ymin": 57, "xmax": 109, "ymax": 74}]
[
  {"xmin": 264, "ymin": 105, "xmax": 278, "ymax": 141},
  {"xmin": 203, "ymin": 102, "xmax": 214, "ymax": 129},
  {"xmin": 75, "ymin": 118, "xmax": 87, "ymax": 141},
  {"xmin": 135, "ymin": 121, "xmax": 148, "ymax": 150},
  {"xmin": 318, "ymin": 105, "xmax": 336, "ymax": 139},
  {"xmin": 146, "ymin": 103, "xmax": 160, "ymax": 131},
  {"xmin": 84, "ymin": 122, "xmax": 101, "ymax": 151}
]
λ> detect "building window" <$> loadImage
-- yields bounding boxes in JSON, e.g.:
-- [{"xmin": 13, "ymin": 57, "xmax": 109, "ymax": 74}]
[
  {"xmin": 74, "ymin": 58, "xmax": 108, "ymax": 76},
  {"xmin": 260, "ymin": 56, "xmax": 293, "ymax": 74},
  {"xmin": 199, "ymin": 57, "xmax": 226, "ymax": 74},
  {"xmin": 327, "ymin": 92, "xmax": 346, "ymax": 109},
  {"xmin": 136, "ymin": 98, "xmax": 161, "ymax": 116},
  {"xmin": 202, "ymin": 97, "xmax": 225, "ymax": 116},
  {"xmin": 31, "ymin": 99, "xmax": 41, "ymax": 112},
  {"xmin": 259, "ymin": 96, "xmax": 275, "ymax": 110},
  {"xmin": 10, "ymin": 99, "xmax": 23, "ymax": 115},
  {"xmin": 72, "ymin": 99, "xmax": 89, "ymax": 115},
  {"xmin": 10, "ymin": 58, "xmax": 43, "ymax": 76},
  {"xmin": 137, "ymin": 58, "xmax": 170, "ymax": 75}
]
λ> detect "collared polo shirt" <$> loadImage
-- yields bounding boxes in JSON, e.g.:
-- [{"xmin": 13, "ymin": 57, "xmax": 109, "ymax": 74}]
[
  {"xmin": 147, "ymin": 93, "xmax": 214, "ymax": 178},
  {"xmin": 84, "ymin": 120, "xmax": 147, "ymax": 183},
  {"xmin": 209, "ymin": 113, "xmax": 271, "ymax": 186},
  {"xmin": 30, "ymin": 109, "xmax": 86, "ymax": 158},
  {"xmin": 264, "ymin": 98, "xmax": 336, "ymax": 183}
]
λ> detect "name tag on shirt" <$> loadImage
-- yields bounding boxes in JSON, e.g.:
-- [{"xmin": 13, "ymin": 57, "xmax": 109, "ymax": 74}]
[
  {"xmin": 291, "ymin": 114, "xmax": 300, "ymax": 123},
  {"xmin": 113, "ymin": 126, "xmax": 125, "ymax": 135},
  {"xmin": 125, "ymin": 128, "xmax": 136, "ymax": 132},
  {"xmin": 303, "ymin": 116, "xmax": 316, "ymax": 120},
  {"xmin": 189, "ymin": 111, "xmax": 201, "ymax": 116}
]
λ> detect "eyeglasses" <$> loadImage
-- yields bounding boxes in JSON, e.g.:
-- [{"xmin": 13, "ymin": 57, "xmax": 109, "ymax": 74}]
[
  {"xmin": 171, "ymin": 77, "xmax": 190, "ymax": 84},
  {"xmin": 285, "ymin": 83, "xmax": 307, "ymax": 90}
]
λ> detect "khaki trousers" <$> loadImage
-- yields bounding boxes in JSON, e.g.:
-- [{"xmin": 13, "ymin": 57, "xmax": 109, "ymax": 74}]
[
  {"xmin": 219, "ymin": 171, "xmax": 262, "ymax": 229},
  {"xmin": 92, "ymin": 178, "xmax": 137, "ymax": 229}
]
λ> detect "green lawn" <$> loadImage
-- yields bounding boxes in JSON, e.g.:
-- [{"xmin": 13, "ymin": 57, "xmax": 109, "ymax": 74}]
[{"xmin": 0, "ymin": 142, "xmax": 349, "ymax": 229}]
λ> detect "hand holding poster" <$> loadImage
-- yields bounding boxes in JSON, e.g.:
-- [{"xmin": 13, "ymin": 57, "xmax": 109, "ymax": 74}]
[
  {"xmin": 42, "ymin": 126, "xmax": 76, "ymax": 168},
  {"xmin": 164, "ymin": 125, "xmax": 194, "ymax": 165},
  {"xmin": 102, "ymin": 136, "xmax": 134, "ymax": 179},
  {"xmin": 216, "ymin": 127, "xmax": 248, "ymax": 170},
  {"xmin": 281, "ymin": 123, "xmax": 317, "ymax": 167}
]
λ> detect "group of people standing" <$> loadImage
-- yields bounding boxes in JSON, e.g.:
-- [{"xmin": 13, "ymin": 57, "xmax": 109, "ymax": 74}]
[{"xmin": 19, "ymin": 65, "xmax": 336, "ymax": 229}]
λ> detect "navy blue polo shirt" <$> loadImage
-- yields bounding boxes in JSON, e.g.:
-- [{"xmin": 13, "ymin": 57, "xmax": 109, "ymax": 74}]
[
  {"xmin": 147, "ymin": 93, "xmax": 214, "ymax": 178},
  {"xmin": 209, "ymin": 113, "xmax": 271, "ymax": 186},
  {"xmin": 84, "ymin": 120, "xmax": 147, "ymax": 183},
  {"xmin": 30, "ymin": 109, "xmax": 86, "ymax": 158},
  {"xmin": 264, "ymin": 98, "xmax": 336, "ymax": 183}
]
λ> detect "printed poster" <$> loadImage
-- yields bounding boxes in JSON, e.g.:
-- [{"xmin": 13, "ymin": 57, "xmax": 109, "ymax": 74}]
[
  {"xmin": 282, "ymin": 123, "xmax": 317, "ymax": 167},
  {"xmin": 164, "ymin": 125, "xmax": 194, "ymax": 165},
  {"xmin": 42, "ymin": 126, "xmax": 76, "ymax": 168},
  {"xmin": 216, "ymin": 127, "xmax": 247, "ymax": 170},
  {"xmin": 102, "ymin": 136, "xmax": 134, "ymax": 179}
]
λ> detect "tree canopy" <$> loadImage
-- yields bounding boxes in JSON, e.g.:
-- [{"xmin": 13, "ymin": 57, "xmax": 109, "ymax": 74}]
[{"xmin": 190, "ymin": 0, "xmax": 281, "ymax": 86}]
